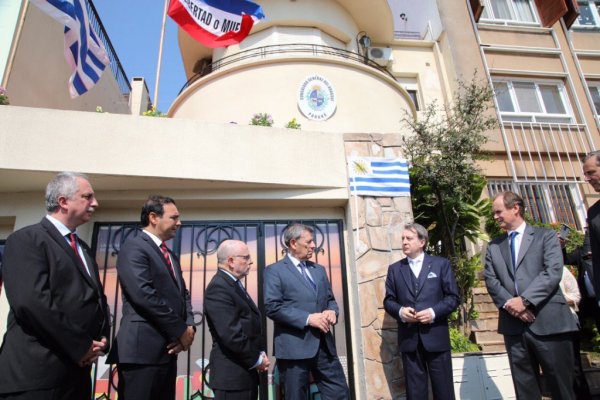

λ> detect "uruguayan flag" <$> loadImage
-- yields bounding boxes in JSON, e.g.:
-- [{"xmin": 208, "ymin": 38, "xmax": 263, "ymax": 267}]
[
  {"xmin": 348, "ymin": 157, "xmax": 411, "ymax": 197},
  {"xmin": 30, "ymin": 0, "xmax": 109, "ymax": 98}
]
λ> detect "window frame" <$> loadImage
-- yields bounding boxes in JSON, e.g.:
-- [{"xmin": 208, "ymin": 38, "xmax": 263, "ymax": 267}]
[
  {"xmin": 573, "ymin": 1, "xmax": 600, "ymax": 29},
  {"xmin": 492, "ymin": 78, "xmax": 575, "ymax": 124},
  {"xmin": 480, "ymin": 0, "xmax": 540, "ymax": 26}
]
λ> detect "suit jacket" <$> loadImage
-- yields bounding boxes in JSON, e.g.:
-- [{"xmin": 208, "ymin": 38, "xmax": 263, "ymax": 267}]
[
  {"xmin": 264, "ymin": 256, "xmax": 338, "ymax": 360},
  {"xmin": 588, "ymin": 201, "xmax": 600, "ymax": 298},
  {"xmin": 204, "ymin": 269, "xmax": 262, "ymax": 391},
  {"xmin": 107, "ymin": 232, "xmax": 194, "ymax": 365},
  {"xmin": 0, "ymin": 218, "xmax": 110, "ymax": 393},
  {"xmin": 383, "ymin": 254, "xmax": 460, "ymax": 353},
  {"xmin": 484, "ymin": 224, "xmax": 578, "ymax": 336}
]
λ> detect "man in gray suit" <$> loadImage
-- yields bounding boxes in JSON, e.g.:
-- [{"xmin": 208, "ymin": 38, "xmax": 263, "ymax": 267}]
[
  {"xmin": 264, "ymin": 223, "xmax": 349, "ymax": 400},
  {"xmin": 485, "ymin": 191, "xmax": 578, "ymax": 399}
]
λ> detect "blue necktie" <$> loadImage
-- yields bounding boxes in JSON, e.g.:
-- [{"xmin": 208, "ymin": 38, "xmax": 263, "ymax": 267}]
[
  {"xmin": 300, "ymin": 262, "xmax": 317, "ymax": 291},
  {"xmin": 509, "ymin": 231, "xmax": 519, "ymax": 294}
]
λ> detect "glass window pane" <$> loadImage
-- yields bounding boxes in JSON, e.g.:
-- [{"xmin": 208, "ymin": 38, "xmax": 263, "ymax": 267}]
[
  {"xmin": 578, "ymin": 3, "xmax": 596, "ymax": 25},
  {"xmin": 513, "ymin": 82, "xmax": 541, "ymax": 112},
  {"xmin": 491, "ymin": 0, "xmax": 512, "ymax": 19},
  {"xmin": 513, "ymin": 0, "xmax": 535, "ymax": 22},
  {"xmin": 493, "ymin": 82, "xmax": 515, "ymax": 111},
  {"xmin": 590, "ymin": 85, "xmax": 600, "ymax": 114},
  {"xmin": 539, "ymin": 84, "xmax": 566, "ymax": 114}
]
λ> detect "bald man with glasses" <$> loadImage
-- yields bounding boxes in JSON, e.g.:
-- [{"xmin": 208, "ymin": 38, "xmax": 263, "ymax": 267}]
[{"xmin": 204, "ymin": 240, "xmax": 269, "ymax": 400}]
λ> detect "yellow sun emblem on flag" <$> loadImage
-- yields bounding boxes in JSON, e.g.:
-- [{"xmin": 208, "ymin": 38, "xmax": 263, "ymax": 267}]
[{"xmin": 351, "ymin": 159, "xmax": 370, "ymax": 175}]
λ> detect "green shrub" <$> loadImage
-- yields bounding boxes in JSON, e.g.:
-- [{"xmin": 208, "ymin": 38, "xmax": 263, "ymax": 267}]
[{"xmin": 450, "ymin": 327, "xmax": 480, "ymax": 353}]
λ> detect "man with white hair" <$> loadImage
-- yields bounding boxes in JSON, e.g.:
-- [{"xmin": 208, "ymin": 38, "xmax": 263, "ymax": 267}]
[{"xmin": 0, "ymin": 171, "xmax": 110, "ymax": 400}]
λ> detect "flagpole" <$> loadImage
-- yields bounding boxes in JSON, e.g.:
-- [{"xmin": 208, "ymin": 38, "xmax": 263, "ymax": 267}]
[{"xmin": 154, "ymin": 0, "xmax": 170, "ymax": 110}]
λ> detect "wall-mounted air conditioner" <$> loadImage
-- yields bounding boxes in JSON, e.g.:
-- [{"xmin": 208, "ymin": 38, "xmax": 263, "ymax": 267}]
[{"xmin": 368, "ymin": 47, "xmax": 393, "ymax": 67}]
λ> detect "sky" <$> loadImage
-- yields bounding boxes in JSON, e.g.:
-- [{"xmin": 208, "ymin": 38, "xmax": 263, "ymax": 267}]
[{"xmin": 93, "ymin": 0, "xmax": 184, "ymax": 112}]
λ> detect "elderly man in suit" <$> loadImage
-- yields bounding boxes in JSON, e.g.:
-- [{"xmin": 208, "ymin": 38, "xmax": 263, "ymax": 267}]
[
  {"xmin": 485, "ymin": 191, "xmax": 578, "ymax": 399},
  {"xmin": 0, "ymin": 172, "xmax": 110, "ymax": 399},
  {"xmin": 108, "ymin": 195, "xmax": 195, "ymax": 400},
  {"xmin": 204, "ymin": 240, "xmax": 269, "ymax": 399},
  {"xmin": 384, "ymin": 222, "xmax": 459, "ymax": 400},
  {"xmin": 583, "ymin": 150, "xmax": 600, "ymax": 306},
  {"xmin": 264, "ymin": 223, "xmax": 349, "ymax": 400}
]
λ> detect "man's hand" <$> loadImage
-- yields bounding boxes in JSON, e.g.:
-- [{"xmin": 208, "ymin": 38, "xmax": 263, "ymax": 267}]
[
  {"xmin": 415, "ymin": 309, "xmax": 434, "ymax": 324},
  {"xmin": 308, "ymin": 313, "xmax": 330, "ymax": 333},
  {"xmin": 257, "ymin": 352, "xmax": 270, "ymax": 373},
  {"xmin": 518, "ymin": 309, "xmax": 535, "ymax": 323},
  {"xmin": 400, "ymin": 307, "xmax": 418, "ymax": 323},
  {"xmin": 179, "ymin": 326, "xmax": 195, "ymax": 350},
  {"xmin": 78, "ymin": 338, "xmax": 107, "ymax": 367},
  {"xmin": 167, "ymin": 341, "xmax": 184, "ymax": 355},
  {"xmin": 505, "ymin": 296, "xmax": 528, "ymax": 316},
  {"xmin": 322, "ymin": 310, "xmax": 337, "ymax": 326}
]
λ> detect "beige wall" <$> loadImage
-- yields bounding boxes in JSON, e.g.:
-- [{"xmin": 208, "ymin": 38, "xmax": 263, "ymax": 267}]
[
  {"xmin": 170, "ymin": 59, "xmax": 416, "ymax": 133},
  {"xmin": 5, "ymin": 4, "xmax": 129, "ymax": 113}
]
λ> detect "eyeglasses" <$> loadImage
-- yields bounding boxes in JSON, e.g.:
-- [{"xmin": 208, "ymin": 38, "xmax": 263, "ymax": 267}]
[{"xmin": 234, "ymin": 255, "xmax": 252, "ymax": 261}]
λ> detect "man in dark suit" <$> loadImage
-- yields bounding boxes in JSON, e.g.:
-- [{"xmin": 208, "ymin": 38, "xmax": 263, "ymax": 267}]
[
  {"xmin": 485, "ymin": 191, "xmax": 578, "ymax": 399},
  {"xmin": 107, "ymin": 195, "xmax": 195, "ymax": 400},
  {"xmin": 384, "ymin": 223, "xmax": 459, "ymax": 400},
  {"xmin": 583, "ymin": 151, "xmax": 600, "ymax": 308},
  {"xmin": 204, "ymin": 240, "xmax": 269, "ymax": 399},
  {"xmin": 0, "ymin": 171, "xmax": 110, "ymax": 399},
  {"xmin": 264, "ymin": 223, "xmax": 349, "ymax": 400}
]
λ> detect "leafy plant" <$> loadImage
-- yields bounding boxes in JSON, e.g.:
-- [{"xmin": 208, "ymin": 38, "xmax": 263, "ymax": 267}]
[
  {"xmin": 450, "ymin": 327, "xmax": 480, "ymax": 353},
  {"xmin": 143, "ymin": 107, "xmax": 167, "ymax": 117},
  {"xmin": 285, "ymin": 117, "xmax": 301, "ymax": 129},
  {"xmin": 250, "ymin": 112, "xmax": 273, "ymax": 127},
  {"xmin": 0, "ymin": 87, "xmax": 9, "ymax": 105}
]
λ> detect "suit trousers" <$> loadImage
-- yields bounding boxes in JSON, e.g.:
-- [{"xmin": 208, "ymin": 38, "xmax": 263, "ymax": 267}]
[
  {"xmin": 213, "ymin": 387, "xmax": 258, "ymax": 400},
  {"xmin": 117, "ymin": 359, "xmax": 177, "ymax": 400},
  {"xmin": 0, "ymin": 366, "xmax": 91, "ymax": 400},
  {"xmin": 505, "ymin": 331, "xmax": 574, "ymax": 400},
  {"xmin": 401, "ymin": 338, "xmax": 455, "ymax": 400},
  {"xmin": 277, "ymin": 336, "xmax": 349, "ymax": 400}
]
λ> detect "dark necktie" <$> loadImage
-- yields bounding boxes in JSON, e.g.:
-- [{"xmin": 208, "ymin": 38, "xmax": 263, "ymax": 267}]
[
  {"xmin": 68, "ymin": 233, "xmax": 89, "ymax": 276},
  {"xmin": 160, "ymin": 242, "xmax": 178, "ymax": 285},
  {"xmin": 509, "ymin": 231, "xmax": 519, "ymax": 294},
  {"xmin": 300, "ymin": 262, "xmax": 317, "ymax": 292}
]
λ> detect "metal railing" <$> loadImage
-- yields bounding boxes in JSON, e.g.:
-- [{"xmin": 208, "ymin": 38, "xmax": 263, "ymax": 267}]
[
  {"xmin": 501, "ymin": 121, "xmax": 592, "ymax": 183},
  {"xmin": 86, "ymin": 0, "xmax": 131, "ymax": 95},
  {"xmin": 178, "ymin": 43, "xmax": 395, "ymax": 95}
]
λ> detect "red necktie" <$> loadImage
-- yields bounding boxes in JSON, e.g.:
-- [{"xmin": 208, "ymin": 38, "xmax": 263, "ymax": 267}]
[
  {"xmin": 160, "ymin": 242, "xmax": 177, "ymax": 283},
  {"xmin": 68, "ymin": 233, "xmax": 89, "ymax": 276}
]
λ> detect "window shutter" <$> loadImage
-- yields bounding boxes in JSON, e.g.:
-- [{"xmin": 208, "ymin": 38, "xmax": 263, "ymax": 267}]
[
  {"xmin": 470, "ymin": 0, "xmax": 484, "ymax": 22},
  {"xmin": 534, "ymin": 0, "xmax": 568, "ymax": 27},
  {"xmin": 562, "ymin": 0, "xmax": 580, "ymax": 29}
]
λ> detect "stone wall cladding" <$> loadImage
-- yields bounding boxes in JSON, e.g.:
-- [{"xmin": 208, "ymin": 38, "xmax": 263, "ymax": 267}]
[{"xmin": 344, "ymin": 133, "xmax": 413, "ymax": 399}]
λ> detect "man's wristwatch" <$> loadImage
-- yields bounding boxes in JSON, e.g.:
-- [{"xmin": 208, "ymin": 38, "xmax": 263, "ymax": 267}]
[{"xmin": 520, "ymin": 296, "xmax": 531, "ymax": 308}]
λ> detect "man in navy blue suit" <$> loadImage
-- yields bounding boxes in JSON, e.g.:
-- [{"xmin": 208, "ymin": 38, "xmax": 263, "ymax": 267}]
[
  {"xmin": 264, "ymin": 223, "xmax": 349, "ymax": 400},
  {"xmin": 384, "ymin": 223, "xmax": 459, "ymax": 400}
]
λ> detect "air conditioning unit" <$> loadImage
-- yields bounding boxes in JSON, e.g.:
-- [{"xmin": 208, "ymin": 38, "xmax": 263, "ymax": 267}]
[{"xmin": 368, "ymin": 47, "xmax": 393, "ymax": 67}]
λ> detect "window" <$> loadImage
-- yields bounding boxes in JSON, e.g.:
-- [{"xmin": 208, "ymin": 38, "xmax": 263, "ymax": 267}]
[
  {"xmin": 488, "ymin": 180, "xmax": 583, "ymax": 228},
  {"xmin": 588, "ymin": 84, "xmax": 600, "ymax": 116},
  {"xmin": 492, "ymin": 79, "xmax": 574, "ymax": 123},
  {"xmin": 480, "ymin": 0, "xmax": 538, "ymax": 24},
  {"xmin": 573, "ymin": 1, "xmax": 600, "ymax": 28}
]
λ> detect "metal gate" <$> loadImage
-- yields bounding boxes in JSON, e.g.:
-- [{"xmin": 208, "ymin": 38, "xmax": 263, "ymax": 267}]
[{"xmin": 90, "ymin": 220, "xmax": 351, "ymax": 399}]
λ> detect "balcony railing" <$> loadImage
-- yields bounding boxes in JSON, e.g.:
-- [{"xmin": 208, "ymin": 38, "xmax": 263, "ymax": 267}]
[
  {"xmin": 86, "ymin": 0, "xmax": 131, "ymax": 95},
  {"xmin": 178, "ymin": 43, "xmax": 395, "ymax": 95},
  {"xmin": 501, "ymin": 121, "xmax": 594, "ymax": 183}
]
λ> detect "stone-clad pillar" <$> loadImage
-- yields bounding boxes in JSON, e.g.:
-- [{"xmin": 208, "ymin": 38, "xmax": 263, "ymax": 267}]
[{"xmin": 344, "ymin": 133, "xmax": 413, "ymax": 399}]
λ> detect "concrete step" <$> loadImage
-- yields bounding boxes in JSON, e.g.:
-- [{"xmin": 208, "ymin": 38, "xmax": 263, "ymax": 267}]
[
  {"xmin": 473, "ymin": 330, "xmax": 504, "ymax": 343},
  {"xmin": 469, "ymin": 318, "xmax": 498, "ymax": 332},
  {"xmin": 474, "ymin": 302, "xmax": 498, "ymax": 313}
]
